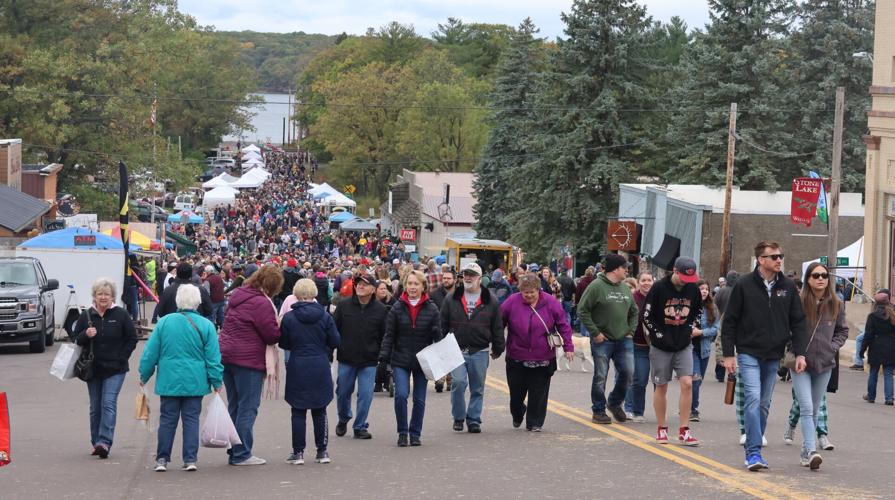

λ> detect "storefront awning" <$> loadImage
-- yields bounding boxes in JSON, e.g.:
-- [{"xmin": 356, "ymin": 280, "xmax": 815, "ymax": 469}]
[{"xmin": 652, "ymin": 234, "xmax": 681, "ymax": 271}]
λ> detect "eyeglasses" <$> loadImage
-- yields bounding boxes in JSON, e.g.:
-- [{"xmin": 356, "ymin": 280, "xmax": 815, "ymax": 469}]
[
  {"xmin": 810, "ymin": 272, "xmax": 829, "ymax": 280},
  {"xmin": 760, "ymin": 253, "xmax": 785, "ymax": 261}
]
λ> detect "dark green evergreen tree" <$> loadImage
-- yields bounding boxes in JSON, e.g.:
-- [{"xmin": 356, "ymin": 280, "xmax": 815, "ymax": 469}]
[
  {"xmin": 472, "ymin": 18, "xmax": 544, "ymax": 241},
  {"xmin": 505, "ymin": 0, "xmax": 657, "ymax": 260}
]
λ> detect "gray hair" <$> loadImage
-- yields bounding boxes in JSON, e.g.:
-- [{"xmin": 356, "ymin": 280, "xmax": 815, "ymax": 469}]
[
  {"xmin": 204, "ymin": 265, "xmax": 215, "ymax": 275},
  {"xmin": 176, "ymin": 284, "xmax": 202, "ymax": 311},
  {"xmin": 292, "ymin": 278, "xmax": 318, "ymax": 300},
  {"xmin": 91, "ymin": 278, "xmax": 116, "ymax": 299}
]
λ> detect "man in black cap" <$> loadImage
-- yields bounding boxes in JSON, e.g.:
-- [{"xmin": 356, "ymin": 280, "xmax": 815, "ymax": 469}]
[
  {"xmin": 156, "ymin": 262, "xmax": 214, "ymax": 320},
  {"xmin": 333, "ymin": 274, "xmax": 388, "ymax": 439},
  {"xmin": 643, "ymin": 256, "xmax": 703, "ymax": 446}
]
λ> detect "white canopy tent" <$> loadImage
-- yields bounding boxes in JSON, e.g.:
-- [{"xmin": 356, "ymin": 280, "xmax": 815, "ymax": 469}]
[
  {"xmin": 317, "ymin": 191, "xmax": 357, "ymax": 209},
  {"xmin": 242, "ymin": 157, "xmax": 265, "ymax": 166},
  {"xmin": 202, "ymin": 172, "xmax": 239, "ymax": 189},
  {"xmin": 241, "ymin": 144, "xmax": 261, "ymax": 153},
  {"xmin": 801, "ymin": 236, "xmax": 864, "ymax": 279},
  {"xmin": 230, "ymin": 168, "xmax": 269, "ymax": 189},
  {"xmin": 242, "ymin": 152, "xmax": 263, "ymax": 162},
  {"xmin": 309, "ymin": 182, "xmax": 340, "ymax": 197},
  {"xmin": 243, "ymin": 166, "xmax": 270, "ymax": 179},
  {"xmin": 202, "ymin": 185, "xmax": 238, "ymax": 208}
]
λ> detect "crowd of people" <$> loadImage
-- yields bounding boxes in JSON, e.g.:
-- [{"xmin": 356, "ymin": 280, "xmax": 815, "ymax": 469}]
[{"xmin": 69, "ymin": 146, "xmax": 887, "ymax": 474}]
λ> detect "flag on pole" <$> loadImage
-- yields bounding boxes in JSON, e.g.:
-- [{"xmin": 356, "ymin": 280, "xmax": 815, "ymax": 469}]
[
  {"xmin": 809, "ymin": 171, "xmax": 829, "ymax": 224},
  {"xmin": 118, "ymin": 161, "xmax": 131, "ymax": 282}
]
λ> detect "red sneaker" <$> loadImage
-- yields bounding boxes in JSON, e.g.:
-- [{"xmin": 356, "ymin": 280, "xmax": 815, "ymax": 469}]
[
  {"xmin": 656, "ymin": 426, "xmax": 669, "ymax": 444},
  {"xmin": 679, "ymin": 427, "xmax": 699, "ymax": 447}
]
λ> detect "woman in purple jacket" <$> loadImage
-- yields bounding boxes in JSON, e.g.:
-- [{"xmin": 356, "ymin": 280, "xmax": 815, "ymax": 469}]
[
  {"xmin": 219, "ymin": 264, "xmax": 283, "ymax": 466},
  {"xmin": 500, "ymin": 273, "xmax": 574, "ymax": 431}
]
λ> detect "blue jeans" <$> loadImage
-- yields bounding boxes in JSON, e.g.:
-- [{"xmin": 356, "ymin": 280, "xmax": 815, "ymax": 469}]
[
  {"xmin": 738, "ymin": 353, "xmax": 779, "ymax": 457},
  {"xmin": 211, "ymin": 301, "xmax": 226, "ymax": 328},
  {"xmin": 393, "ymin": 365, "xmax": 427, "ymax": 437},
  {"xmin": 450, "ymin": 350, "xmax": 490, "ymax": 425},
  {"xmin": 222, "ymin": 364, "xmax": 264, "ymax": 463},
  {"xmin": 691, "ymin": 351, "xmax": 710, "ymax": 413},
  {"xmin": 791, "ymin": 369, "xmax": 832, "ymax": 456},
  {"xmin": 624, "ymin": 345, "xmax": 651, "ymax": 416},
  {"xmin": 854, "ymin": 332, "xmax": 864, "ymax": 366},
  {"xmin": 562, "ymin": 300, "xmax": 574, "ymax": 327},
  {"xmin": 156, "ymin": 396, "xmax": 203, "ymax": 463},
  {"xmin": 86, "ymin": 372, "xmax": 126, "ymax": 449},
  {"xmin": 336, "ymin": 363, "xmax": 376, "ymax": 430},
  {"xmin": 591, "ymin": 337, "xmax": 633, "ymax": 413},
  {"xmin": 867, "ymin": 364, "xmax": 895, "ymax": 402}
]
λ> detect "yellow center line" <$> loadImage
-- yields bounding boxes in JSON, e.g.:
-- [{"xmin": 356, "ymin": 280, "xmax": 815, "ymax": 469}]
[{"xmin": 485, "ymin": 377, "xmax": 810, "ymax": 500}]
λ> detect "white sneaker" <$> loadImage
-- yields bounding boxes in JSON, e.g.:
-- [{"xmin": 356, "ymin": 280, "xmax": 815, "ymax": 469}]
[
  {"xmin": 232, "ymin": 456, "xmax": 266, "ymax": 466},
  {"xmin": 817, "ymin": 435, "xmax": 834, "ymax": 451},
  {"xmin": 154, "ymin": 458, "xmax": 167, "ymax": 472},
  {"xmin": 631, "ymin": 415, "xmax": 646, "ymax": 423},
  {"xmin": 625, "ymin": 411, "xmax": 635, "ymax": 420},
  {"xmin": 784, "ymin": 426, "xmax": 795, "ymax": 445},
  {"xmin": 739, "ymin": 434, "xmax": 768, "ymax": 446},
  {"xmin": 182, "ymin": 463, "xmax": 197, "ymax": 472}
]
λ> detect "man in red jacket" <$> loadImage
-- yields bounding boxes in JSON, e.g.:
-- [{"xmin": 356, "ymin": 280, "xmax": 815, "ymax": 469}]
[
  {"xmin": 204, "ymin": 265, "xmax": 227, "ymax": 328},
  {"xmin": 574, "ymin": 266, "xmax": 596, "ymax": 335}
]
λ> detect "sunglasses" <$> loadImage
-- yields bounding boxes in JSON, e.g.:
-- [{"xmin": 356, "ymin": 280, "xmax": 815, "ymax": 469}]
[
  {"xmin": 760, "ymin": 253, "xmax": 785, "ymax": 261},
  {"xmin": 810, "ymin": 272, "xmax": 829, "ymax": 280}
]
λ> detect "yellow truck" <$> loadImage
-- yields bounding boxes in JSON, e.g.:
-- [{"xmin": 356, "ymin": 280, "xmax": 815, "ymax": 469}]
[{"xmin": 444, "ymin": 237, "xmax": 516, "ymax": 273}]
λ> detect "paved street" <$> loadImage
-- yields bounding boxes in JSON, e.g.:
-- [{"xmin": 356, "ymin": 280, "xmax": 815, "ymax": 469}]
[{"xmin": 0, "ymin": 335, "xmax": 890, "ymax": 500}]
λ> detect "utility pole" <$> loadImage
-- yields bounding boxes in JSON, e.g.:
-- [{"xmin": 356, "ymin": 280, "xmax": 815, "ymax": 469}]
[
  {"xmin": 719, "ymin": 102, "xmax": 737, "ymax": 278},
  {"xmin": 150, "ymin": 83, "xmax": 158, "ymax": 229},
  {"xmin": 826, "ymin": 87, "xmax": 845, "ymax": 272}
]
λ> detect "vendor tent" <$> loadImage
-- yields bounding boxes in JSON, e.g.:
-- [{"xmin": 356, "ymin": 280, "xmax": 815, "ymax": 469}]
[
  {"xmin": 202, "ymin": 173, "xmax": 238, "ymax": 189},
  {"xmin": 339, "ymin": 218, "xmax": 378, "ymax": 232},
  {"xmin": 243, "ymin": 166, "xmax": 270, "ymax": 178},
  {"xmin": 166, "ymin": 211, "xmax": 204, "ymax": 224},
  {"xmin": 17, "ymin": 228, "xmax": 127, "ymax": 325},
  {"xmin": 801, "ymin": 236, "xmax": 864, "ymax": 279},
  {"xmin": 241, "ymin": 144, "xmax": 261, "ymax": 152},
  {"xmin": 329, "ymin": 212, "xmax": 356, "ymax": 223},
  {"xmin": 318, "ymin": 191, "xmax": 357, "ymax": 209},
  {"xmin": 309, "ymin": 182, "xmax": 339, "ymax": 197},
  {"xmin": 101, "ymin": 226, "xmax": 160, "ymax": 250},
  {"xmin": 202, "ymin": 185, "xmax": 238, "ymax": 208},
  {"xmin": 230, "ymin": 172, "xmax": 266, "ymax": 189},
  {"xmin": 242, "ymin": 157, "xmax": 265, "ymax": 168}
]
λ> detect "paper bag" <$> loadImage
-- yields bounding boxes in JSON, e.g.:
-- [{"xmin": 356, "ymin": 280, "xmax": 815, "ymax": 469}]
[
  {"xmin": 416, "ymin": 333, "xmax": 465, "ymax": 381},
  {"xmin": 135, "ymin": 389, "xmax": 150, "ymax": 421},
  {"xmin": 50, "ymin": 343, "xmax": 82, "ymax": 381},
  {"xmin": 0, "ymin": 392, "xmax": 10, "ymax": 467}
]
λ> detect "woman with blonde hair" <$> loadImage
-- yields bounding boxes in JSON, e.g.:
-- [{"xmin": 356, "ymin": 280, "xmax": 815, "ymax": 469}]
[
  {"xmin": 218, "ymin": 264, "xmax": 283, "ymax": 466},
  {"xmin": 73, "ymin": 278, "xmax": 138, "ymax": 459},
  {"xmin": 539, "ymin": 267, "xmax": 562, "ymax": 300},
  {"xmin": 379, "ymin": 270, "xmax": 442, "ymax": 447}
]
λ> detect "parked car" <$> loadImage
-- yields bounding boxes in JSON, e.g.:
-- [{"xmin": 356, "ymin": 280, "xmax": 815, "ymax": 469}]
[
  {"xmin": 130, "ymin": 201, "xmax": 169, "ymax": 222},
  {"xmin": 0, "ymin": 257, "xmax": 58, "ymax": 353},
  {"xmin": 173, "ymin": 193, "xmax": 196, "ymax": 212},
  {"xmin": 212, "ymin": 158, "xmax": 236, "ymax": 169}
]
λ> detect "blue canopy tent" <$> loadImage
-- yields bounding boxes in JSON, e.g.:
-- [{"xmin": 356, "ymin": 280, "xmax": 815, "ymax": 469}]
[
  {"xmin": 339, "ymin": 218, "xmax": 378, "ymax": 232},
  {"xmin": 329, "ymin": 212, "xmax": 356, "ymax": 223},
  {"xmin": 17, "ymin": 227, "xmax": 139, "ymax": 251},
  {"xmin": 167, "ymin": 212, "xmax": 203, "ymax": 224}
]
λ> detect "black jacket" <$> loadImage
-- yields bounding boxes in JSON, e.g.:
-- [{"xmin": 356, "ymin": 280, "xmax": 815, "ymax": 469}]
[
  {"xmin": 315, "ymin": 276, "xmax": 331, "ymax": 308},
  {"xmin": 74, "ymin": 306, "xmax": 138, "ymax": 379},
  {"xmin": 721, "ymin": 269, "xmax": 807, "ymax": 361},
  {"xmin": 440, "ymin": 284, "xmax": 505, "ymax": 356},
  {"xmin": 379, "ymin": 294, "xmax": 443, "ymax": 370},
  {"xmin": 429, "ymin": 285, "xmax": 456, "ymax": 308},
  {"xmin": 334, "ymin": 295, "xmax": 388, "ymax": 367},
  {"xmin": 279, "ymin": 269, "xmax": 301, "ymax": 301},
  {"xmin": 643, "ymin": 277, "xmax": 703, "ymax": 352},
  {"xmin": 862, "ymin": 306, "xmax": 895, "ymax": 366},
  {"xmin": 157, "ymin": 279, "xmax": 213, "ymax": 320}
]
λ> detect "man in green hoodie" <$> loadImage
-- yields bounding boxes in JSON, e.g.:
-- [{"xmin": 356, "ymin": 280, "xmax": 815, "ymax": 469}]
[{"xmin": 578, "ymin": 254, "xmax": 638, "ymax": 424}]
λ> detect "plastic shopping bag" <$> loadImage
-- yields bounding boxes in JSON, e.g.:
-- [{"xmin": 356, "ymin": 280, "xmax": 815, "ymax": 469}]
[
  {"xmin": 416, "ymin": 333, "xmax": 465, "ymax": 381},
  {"xmin": 0, "ymin": 392, "xmax": 10, "ymax": 467},
  {"xmin": 201, "ymin": 393, "xmax": 241, "ymax": 448},
  {"xmin": 50, "ymin": 343, "xmax": 82, "ymax": 381}
]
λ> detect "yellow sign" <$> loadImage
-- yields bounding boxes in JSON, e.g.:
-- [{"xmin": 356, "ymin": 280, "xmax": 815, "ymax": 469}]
[{"xmin": 344, "ymin": 184, "xmax": 356, "ymax": 194}]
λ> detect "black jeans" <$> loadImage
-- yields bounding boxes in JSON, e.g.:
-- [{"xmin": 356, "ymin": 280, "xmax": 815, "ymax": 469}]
[
  {"xmin": 506, "ymin": 358, "xmax": 556, "ymax": 428},
  {"xmin": 291, "ymin": 407, "xmax": 328, "ymax": 454}
]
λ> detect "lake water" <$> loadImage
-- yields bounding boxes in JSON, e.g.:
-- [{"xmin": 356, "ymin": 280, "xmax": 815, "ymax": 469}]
[{"xmin": 222, "ymin": 92, "xmax": 296, "ymax": 145}]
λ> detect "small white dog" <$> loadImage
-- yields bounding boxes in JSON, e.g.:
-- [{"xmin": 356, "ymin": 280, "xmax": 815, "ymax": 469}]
[{"xmin": 557, "ymin": 335, "xmax": 594, "ymax": 372}]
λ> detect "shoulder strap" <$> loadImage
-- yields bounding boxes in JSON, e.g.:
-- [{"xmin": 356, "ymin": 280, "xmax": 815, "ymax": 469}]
[
  {"xmin": 530, "ymin": 304, "xmax": 552, "ymax": 334},
  {"xmin": 179, "ymin": 312, "xmax": 204, "ymax": 341}
]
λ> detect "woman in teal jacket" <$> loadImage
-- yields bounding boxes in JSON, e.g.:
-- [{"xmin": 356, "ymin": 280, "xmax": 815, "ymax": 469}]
[
  {"xmin": 140, "ymin": 284, "xmax": 224, "ymax": 472},
  {"xmin": 690, "ymin": 281, "xmax": 720, "ymax": 421}
]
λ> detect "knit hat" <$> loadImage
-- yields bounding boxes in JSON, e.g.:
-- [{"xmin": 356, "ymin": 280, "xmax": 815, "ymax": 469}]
[
  {"xmin": 875, "ymin": 289, "xmax": 890, "ymax": 304},
  {"xmin": 603, "ymin": 253, "xmax": 628, "ymax": 274},
  {"xmin": 244, "ymin": 263, "xmax": 259, "ymax": 278},
  {"xmin": 176, "ymin": 263, "xmax": 193, "ymax": 280}
]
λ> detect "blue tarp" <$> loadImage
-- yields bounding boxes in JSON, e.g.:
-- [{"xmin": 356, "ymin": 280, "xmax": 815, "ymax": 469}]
[
  {"xmin": 18, "ymin": 227, "xmax": 129, "ymax": 250},
  {"xmin": 329, "ymin": 212, "xmax": 356, "ymax": 223},
  {"xmin": 167, "ymin": 212, "xmax": 203, "ymax": 224}
]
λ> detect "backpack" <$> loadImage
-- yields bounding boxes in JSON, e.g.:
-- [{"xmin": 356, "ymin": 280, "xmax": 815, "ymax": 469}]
[{"xmin": 340, "ymin": 278, "xmax": 354, "ymax": 297}]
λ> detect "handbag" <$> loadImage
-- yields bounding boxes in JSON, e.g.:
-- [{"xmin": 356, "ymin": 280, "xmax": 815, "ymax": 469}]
[
  {"xmin": 782, "ymin": 319, "xmax": 819, "ymax": 371},
  {"xmin": 531, "ymin": 305, "xmax": 564, "ymax": 349},
  {"xmin": 74, "ymin": 313, "xmax": 96, "ymax": 382}
]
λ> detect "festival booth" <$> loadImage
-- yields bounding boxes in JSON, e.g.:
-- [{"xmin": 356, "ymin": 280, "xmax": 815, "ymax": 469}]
[
  {"xmin": 241, "ymin": 144, "xmax": 261, "ymax": 154},
  {"xmin": 101, "ymin": 226, "xmax": 161, "ymax": 250},
  {"xmin": 318, "ymin": 191, "xmax": 357, "ymax": 215},
  {"xmin": 230, "ymin": 170, "xmax": 267, "ymax": 189},
  {"xmin": 801, "ymin": 237, "xmax": 865, "ymax": 280},
  {"xmin": 17, "ymin": 228, "xmax": 127, "ymax": 334},
  {"xmin": 339, "ymin": 218, "xmax": 378, "ymax": 232},
  {"xmin": 166, "ymin": 211, "xmax": 204, "ymax": 224},
  {"xmin": 202, "ymin": 173, "xmax": 238, "ymax": 189},
  {"xmin": 202, "ymin": 185, "xmax": 238, "ymax": 209}
]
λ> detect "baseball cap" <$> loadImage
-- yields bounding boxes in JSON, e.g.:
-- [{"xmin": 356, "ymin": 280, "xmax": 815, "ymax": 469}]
[
  {"xmin": 673, "ymin": 257, "xmax": 700, "ymax": 283},
  {"xmin": 287, "ymin": 258, "xmax": 297, "ymax": 268},
  {"xmin": 392, "ymin": 259, "xmax": 400, "ymax": 265},
  {"xmin": 461, "ymin": 262, "xmax": 482, "ymax": 276},
  {"xmin": 356, "ymin": 274, "xmax": 377, "ymax": 286}
]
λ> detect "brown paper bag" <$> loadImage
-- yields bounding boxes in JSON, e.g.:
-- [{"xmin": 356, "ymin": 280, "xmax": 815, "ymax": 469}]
[{"xmin": 135, "ymin": 392, "xmax": 150, "ymax": 421}]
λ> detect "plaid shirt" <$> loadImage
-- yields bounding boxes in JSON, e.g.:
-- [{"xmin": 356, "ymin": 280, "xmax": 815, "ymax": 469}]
[{"xmin": 427, "ymin": 271, "xmax": 442, "ymax": 291}]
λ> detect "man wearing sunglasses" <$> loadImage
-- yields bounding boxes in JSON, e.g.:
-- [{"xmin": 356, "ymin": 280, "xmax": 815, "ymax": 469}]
[{"xmin": 721, "ymin": 241, "xmax": 808, "ymax": 471}]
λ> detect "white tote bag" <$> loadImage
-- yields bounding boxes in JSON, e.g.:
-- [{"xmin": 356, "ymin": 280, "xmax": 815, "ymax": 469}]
[
  {"xmin": 201, "ymin": 393, "xmax": 242, "ymax": 448},
  {"xmin": 416, "ymin": 333, "xmax": 465, "ymax": 381},
  {"xmin": 50, "ymin": 343, "xmax": 82, "ymax": 381}
]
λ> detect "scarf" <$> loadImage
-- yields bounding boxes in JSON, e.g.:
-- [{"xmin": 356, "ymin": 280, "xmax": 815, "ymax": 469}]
[{"xmin": 264, "ymin": 296, "xmax": 282, "ymax": 400}]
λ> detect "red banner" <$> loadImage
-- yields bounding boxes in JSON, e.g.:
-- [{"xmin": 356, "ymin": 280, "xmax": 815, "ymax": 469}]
[
  {"xmin": 0, "ymin": 392, "xmax": 10, "ymax": 467},
  {"xmin": 791, "ymin": 177, "xmax": 823, "ymax": 226}
]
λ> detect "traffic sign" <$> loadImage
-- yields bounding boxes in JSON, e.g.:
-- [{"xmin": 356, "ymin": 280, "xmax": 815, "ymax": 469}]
[
  {"xmin": 344, "ymin": 184, "xmax": 356, "ymax": 194},
  {"xmin": 819, "ymin": 256, "xmax": 849, "ymax": 266}
]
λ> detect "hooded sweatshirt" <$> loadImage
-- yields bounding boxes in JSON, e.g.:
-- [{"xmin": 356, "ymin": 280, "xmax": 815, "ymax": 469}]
[
  {"xmin": 577, "ymin": 273, "xmax": 638, "ymax": 341},
  {"xmin": 219, "ymin": 286, "xmax": 280, "ymax": 371}
]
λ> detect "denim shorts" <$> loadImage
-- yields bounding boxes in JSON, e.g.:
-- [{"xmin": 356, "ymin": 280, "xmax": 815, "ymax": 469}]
[{"xmin": 649, "ymin": 345, "xmax": 693, "ymax": 386}]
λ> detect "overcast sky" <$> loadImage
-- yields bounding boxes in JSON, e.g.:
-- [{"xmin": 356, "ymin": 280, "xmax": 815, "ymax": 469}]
[{"xmin": 178, "ymin": 0, "xmax": 713, "ymax": 39}]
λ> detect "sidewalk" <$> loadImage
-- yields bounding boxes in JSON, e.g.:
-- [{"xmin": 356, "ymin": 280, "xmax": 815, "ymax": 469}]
[{"xmin": 840, "ymin": 301, "xmax": 870, "ymax": 366}]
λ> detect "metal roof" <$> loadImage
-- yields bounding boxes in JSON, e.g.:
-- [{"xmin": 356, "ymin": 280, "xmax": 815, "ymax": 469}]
[{"xmin": 0, "ymin": 185, "xmax": 52, "ymax": 232}]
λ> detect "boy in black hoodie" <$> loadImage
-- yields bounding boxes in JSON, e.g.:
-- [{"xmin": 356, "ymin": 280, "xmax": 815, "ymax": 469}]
[{"xmin": 643, "ymin": 257, "xmax": 703, "ymax": 446}]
